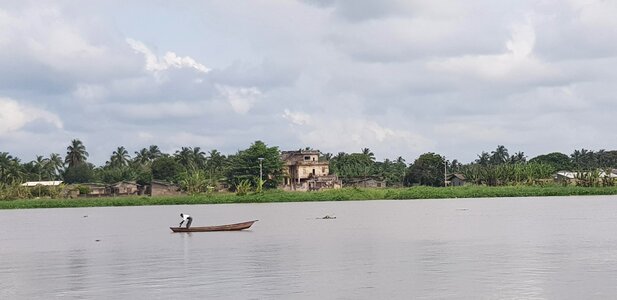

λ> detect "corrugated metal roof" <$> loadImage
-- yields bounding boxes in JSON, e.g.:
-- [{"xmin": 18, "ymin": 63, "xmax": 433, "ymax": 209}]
[{"xmin": 21, "ymin": 181, "xmax": 63, "ymax": 187}]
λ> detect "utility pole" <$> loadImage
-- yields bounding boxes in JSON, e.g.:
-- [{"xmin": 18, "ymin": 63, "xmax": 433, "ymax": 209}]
[
  {"xmin": 258, "ymin": 157, "xmax": 264, "ymax": 184},
  {"xmin": 444, "ymin": 156, "xmax": 447, "ymax": 187}
]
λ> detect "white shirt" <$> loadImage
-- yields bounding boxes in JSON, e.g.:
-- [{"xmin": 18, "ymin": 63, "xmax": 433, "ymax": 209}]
[{"xmin": 182, "ymin": 214, "xmax": 191, "ymax": 221}]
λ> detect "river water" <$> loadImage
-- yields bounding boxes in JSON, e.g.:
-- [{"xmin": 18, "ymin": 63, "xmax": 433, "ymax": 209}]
[{"xmin": 2, "ymin": 196, "xmax": 617, "ymax": 299}]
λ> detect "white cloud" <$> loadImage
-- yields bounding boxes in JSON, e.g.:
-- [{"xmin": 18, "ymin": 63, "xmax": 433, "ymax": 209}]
[
  {"xmin": 282, "ymin": 109, "xmax": 311, "ymax": 126},
  {"xmin": 126, "ymin": 38, "xmax": 210, "ymax": 74},
  {"xmin": 427, "ymin": 18, "xmax": 555, "ymax": 81},
  {"xmin": 282, "ymin": 111, "xmax": 434, "ymax": 159},
  {"xmin": 0, "ymin": 97, "xmax": 63, "ymax": 135},
  {"xmin": 216, "ymin": 85, "xmax": 262, "ymax": 115},
  {"xmin": 72, "ymin": 84, "xmax": 107, "ymax": 103}
]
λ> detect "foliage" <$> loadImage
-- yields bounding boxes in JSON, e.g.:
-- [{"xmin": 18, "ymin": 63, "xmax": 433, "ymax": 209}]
[
  {"xmin": 7, "ymin": 185, "xmax": 617, "ymax": 209},
  {"xmin": 0, "ymin": 152, "xmax": 23, "ymax": 184},
  {"xmin": 63, "ymin": 163, "xmax": 95, "ymax": 184},
  {"xmin": 255, "ymin": 178, "xmax": 264, "ymax": 193},
  {"xmin": 461, "ymin": 163, "xmax": 555, "ymax": 186},
  {"xmin": 151, "ymin": 156, "xmax": 183, "ymax": 183},
  {"xmin": 235, "ymin": 179, "xmax": 252, "ymax": 196},
  {"xmin": 373, "ymin": 157, "xmax": 407, "ymax": 187},
  {"xmin": 529, "ymin": 152, "xmax": 572, "ymax": 171},
  {"xmin": 226, "ymin": 141, "xmax": 284, "ymax": 190},
  {"xmin": 76, "ymin": 185, "xmax": 92, "ymax": 195},
  {"xmin": 179, "ymin": 168, "xmax": 208, "ymax": 195},
  {"xmin": 96, "ymin": 166, "xmax": 136, "ymax": 184},
  {"xmin": 405, "ymin": 153, "xmax": 445, "ymax": 187},
  {"xmin": 329, "ymin": 152, "xmax": 375, "ymax": 182},
  {"xmin": 0, "ymin": 181, "xmax": 31, "ymax": 200},
  {"xmin": 65, "ymin": 139, "xmax": 89, "ymax": 168},
  {"xmin": 109, "ymin": 146, "xmax": 131, "ymax": 168}
]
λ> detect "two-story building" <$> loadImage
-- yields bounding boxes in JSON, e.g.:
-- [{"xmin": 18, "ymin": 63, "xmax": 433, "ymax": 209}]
[{"xmin": 280, "ymin": 150, "xmax": 342, "ymax": 191}]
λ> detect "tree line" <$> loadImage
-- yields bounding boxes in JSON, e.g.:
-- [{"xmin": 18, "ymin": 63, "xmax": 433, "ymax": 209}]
[{"xmin": 2, "ymin": 140, "xmax": 617, "ymax": 199}]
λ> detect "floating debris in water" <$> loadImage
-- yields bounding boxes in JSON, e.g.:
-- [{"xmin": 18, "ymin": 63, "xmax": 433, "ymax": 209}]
[
  {"xmin": 317, "ymin": 215, "xmax": 336, "ymax": 219},
  {"xmin": 95, "ymin": 239, "xmax": 101, "ymax": 242}
]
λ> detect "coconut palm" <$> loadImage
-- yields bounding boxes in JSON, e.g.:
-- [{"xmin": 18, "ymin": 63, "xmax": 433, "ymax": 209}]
[
  {"xmin": 475, "ymin": 152, "xmax": 490, "ymax": 166},
  {"xmin": 34, "ymin": 155, "xmax": 52, "ymax": 180},
  {"xmin": 509, "ymin": 151, "xmax": 527, "ymax": 164},
  {"xmin": 148, "ymin": 145, "xmax": 163, "ymax": 160},
  {"xmin": 48, "ymin": 153, "xmax": 64, "ymax": 178},
  {"xmin": 175, "ymin": 147, "xmax": 193, "ymax": 168},
  {"xmin": 65, "ymin": 139, "xmax": 89, "ymax": 167},
  {"xmin": 0, "ymin": 152, "xmax": 23, "ymax": 183},
  {"xmin": 134, "ymin": 148, "xmax": 150, "ymax": 165},
  {"xmin": 110, "ymin": 146, "xmax": 130, "ymax": 167},
  {"xmin": 490, "ymin": 145, "xmax": 509, "ymax": 165},
  {"xmin": 191, "ymin": 147, "xmax": 207, "ymax": 168},
  {"xmin": 361, "ymin": 148, "xmax": 375, "ymax": 161}
]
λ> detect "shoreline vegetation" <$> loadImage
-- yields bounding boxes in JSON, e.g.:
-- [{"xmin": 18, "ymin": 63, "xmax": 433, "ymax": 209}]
[{"xmin": 2, "ymin": 185, "xmax": 617, "ymax": 210}]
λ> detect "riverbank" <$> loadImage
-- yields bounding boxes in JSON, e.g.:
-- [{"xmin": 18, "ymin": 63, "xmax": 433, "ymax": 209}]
[{"xmin": 2, "ymin": 185, "xmax": 617, "ymax": 209}]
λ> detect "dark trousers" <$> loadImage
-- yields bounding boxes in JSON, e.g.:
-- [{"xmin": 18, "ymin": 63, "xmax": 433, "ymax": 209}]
[{"xmin": 186, "ymin": 217, "xmax": 192, "ymax": 228}]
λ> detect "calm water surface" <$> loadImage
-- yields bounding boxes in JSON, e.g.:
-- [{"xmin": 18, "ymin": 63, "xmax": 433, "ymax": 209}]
[{"xmin": 2, "ymin": 196, "xmax": 617, "ymax": 299}]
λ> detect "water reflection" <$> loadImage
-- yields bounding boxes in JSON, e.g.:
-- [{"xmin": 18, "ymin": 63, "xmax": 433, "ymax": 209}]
[{"xmin": 2, "ymin": 197, "xmax": 617, "ymax": 298}]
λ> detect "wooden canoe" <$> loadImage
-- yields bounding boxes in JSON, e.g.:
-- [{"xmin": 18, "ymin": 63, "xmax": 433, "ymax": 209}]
[{"xmin": 170, "ymin": 220, "xmax": 258, "ymax": 232}]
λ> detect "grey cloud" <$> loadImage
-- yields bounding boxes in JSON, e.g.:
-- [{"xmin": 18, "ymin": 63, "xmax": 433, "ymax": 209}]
[{"xmin": 3, "ymin": 0, "xmax": 617, "ymax": 165}]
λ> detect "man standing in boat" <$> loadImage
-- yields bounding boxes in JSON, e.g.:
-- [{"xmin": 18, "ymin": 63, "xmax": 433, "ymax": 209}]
[{"xmin": 179, "ymin": 213, "xmax": 193, "ymax": 229}]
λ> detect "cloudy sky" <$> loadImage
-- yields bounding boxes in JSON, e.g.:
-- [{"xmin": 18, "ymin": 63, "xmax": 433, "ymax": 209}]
[{"xmin": 1, "ymin": 0, "xmax": 616, "ymax": 165}]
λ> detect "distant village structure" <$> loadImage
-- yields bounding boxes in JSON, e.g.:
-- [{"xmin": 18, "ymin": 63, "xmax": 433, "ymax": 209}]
[
  {"xmin": 148, "ymin": 180, "xmax": 183, "ymax": 196},
  {"xmin": 446, "ymin": 173, "xmax": 466, "ymax": 186},
  {"xmin": 345, "ymin": 178, "xmax": 387, "ymax": 188},
  {"xmin": 280, "ymin": 150, "xmax": 342, "ymax": 191},
  {"xmin": 21, "ymin": 180, "xmax": 182, "ymax": 197}
]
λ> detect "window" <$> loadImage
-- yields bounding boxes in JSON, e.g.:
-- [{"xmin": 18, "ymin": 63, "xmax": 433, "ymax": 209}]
[{"xmin": 304, "ymin": 156, "xmax": 310, "ymax": 161}]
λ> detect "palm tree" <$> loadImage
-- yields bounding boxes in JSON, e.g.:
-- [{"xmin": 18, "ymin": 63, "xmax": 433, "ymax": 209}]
[
  {"xmin": 65, "ymin": 139, "xmax": 89, "ymax": 167},
  {"xmin": 191, "ymin": 147, "xmax": 207, "ymax": 168},
  {"xmin": 175, "ymin": 147, "xmax": 193, "ymax": 168},
  {"xmin": 361, "ymin": 148, "xmax": 375, "ymax": 161},
  {"xmin": 509, "ymin": 151, "xmax": 526, "ymax": 164},
  {"xmin": 490, "ymin": 145, "xmax": 509, "ymax": 165},
  {"xmin": 110, "ymin": 146, "xmax": 130, "ymax": 167},
  {"xmin": 148, "ymin": 145, "xmax": 163, "ymax": 160},
  {"xmin": 0, "ymin": 152, "xmax": 23, "ymax": 183},
  {"xmin": 475, "ymin": 152, "xmax": 490, "ymax": 166},
  {"xmin": 48, "ymin": 153, "xmax": 64, "ymax": 178},
  {"xmin": 134, "ymin": 148, "xmax": 150, "ymax": 165},
  {"xmin": 34, "ymin": 155, "xmax": 51, "ymax": 180}
]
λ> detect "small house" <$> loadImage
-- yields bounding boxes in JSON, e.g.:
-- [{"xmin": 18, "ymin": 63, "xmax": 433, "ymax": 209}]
[
  {"xmin": 148, "ymin": 180, "xmax": 182, "ymax": 196},
  {"xmin": 345, "ymin": 178, "xmax": 387, "ymax": 188},
  {"xmin": 446, "ymin": 173, "xmax": 466, "ymax": 186},
  {"xmin": 80, "ymin": 183, "xmax": 108, "ymax": 197},
  {"xmin": 109, "ymin": 181, "xmax": 139, "ymax": 196}
]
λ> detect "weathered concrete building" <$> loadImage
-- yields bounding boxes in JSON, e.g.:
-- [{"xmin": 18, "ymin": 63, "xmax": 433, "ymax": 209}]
[
  {"xmin": 109, "ymin": 181, "xmax": 139, "ymax": 196},
  {"xmin": 345, "ymin": 178, "xmax": 387, "ymax": 188},
  {"xmin": 148, "ymin": 180, "xmax": 183, "ymax": 196},
  {"xmin": 280, "ymin": 150, "xmax": 342, "ymax": 191},
  {"xmin": 446, "ymin": 173, "xmax": 466, "ymax": 186},
  {"xmin": 81, "ymin": 183, "xmax": 108, "ymax": 197}
]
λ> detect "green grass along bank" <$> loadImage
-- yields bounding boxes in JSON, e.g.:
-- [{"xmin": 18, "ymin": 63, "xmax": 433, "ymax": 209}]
[{"xmin": 3, "ymin": 185, "xmax": 617, "ymax": 210}]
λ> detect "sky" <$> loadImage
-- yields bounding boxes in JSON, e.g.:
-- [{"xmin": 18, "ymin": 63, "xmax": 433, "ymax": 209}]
[{"xmin": 1, "ymin": 0, "xmax": 617, "ymax": 165}]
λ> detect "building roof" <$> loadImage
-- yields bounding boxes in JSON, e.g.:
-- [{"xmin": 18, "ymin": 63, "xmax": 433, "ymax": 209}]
[
  {"xmin": 447, "ymin": 173, "xmax": 466, "ymax": 181},
  {"xmin": 151, "ymin": 180, "xmax": 178, "ymax": 186},
  {"xmin": 21, "ymin": 181, "xmax": 63, "ymax": 187},
  {"xmin": 555, "ymin": 170, "xmax": 617, "ymax": 179}
]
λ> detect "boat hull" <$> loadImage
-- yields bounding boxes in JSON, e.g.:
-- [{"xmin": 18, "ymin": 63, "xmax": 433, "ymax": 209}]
[{"xmin": 170, "ymin": 220, "xmax": 258, "ymax": 232}]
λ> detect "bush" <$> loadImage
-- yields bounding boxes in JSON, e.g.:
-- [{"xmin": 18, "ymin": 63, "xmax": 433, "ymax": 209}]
[
  {"xmin": 235, "ymin": 180, "xmax": 252, "ymax": 196},
  {"xmin": 76, "ymin": 185, "xmax": 91, "ymax": 195}
]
